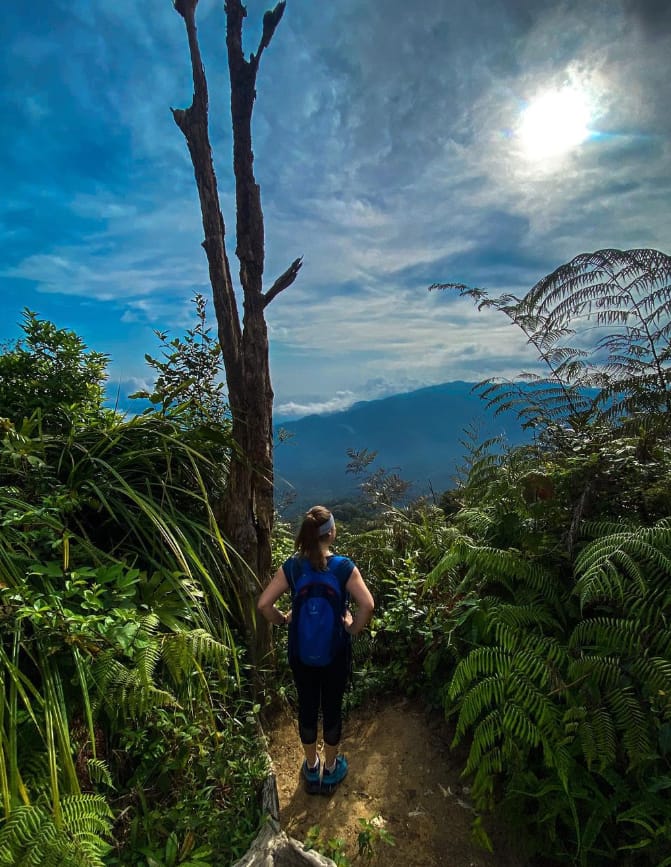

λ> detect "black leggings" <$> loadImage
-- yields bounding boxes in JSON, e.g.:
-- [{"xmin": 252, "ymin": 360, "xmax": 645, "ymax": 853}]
[{"xmin": 290, "ymin": 651, "xmax": 349, "ymax": 746}]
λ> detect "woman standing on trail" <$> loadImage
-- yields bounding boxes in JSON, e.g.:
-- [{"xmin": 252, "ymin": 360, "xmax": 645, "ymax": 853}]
[{"xmin": 258, "ymin": 505, "xmax": 374, "ymax": 794}]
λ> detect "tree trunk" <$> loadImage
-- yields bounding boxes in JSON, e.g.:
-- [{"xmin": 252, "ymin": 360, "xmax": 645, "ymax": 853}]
[{"xmin": 172, "ymin": 0, "xmax": 301, "ymax": 666}]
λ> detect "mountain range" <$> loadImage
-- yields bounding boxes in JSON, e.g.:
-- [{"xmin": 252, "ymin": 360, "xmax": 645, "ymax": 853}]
[{"xmin": 274, "ymin": 381, "xmax": 531, "ymax": 514}]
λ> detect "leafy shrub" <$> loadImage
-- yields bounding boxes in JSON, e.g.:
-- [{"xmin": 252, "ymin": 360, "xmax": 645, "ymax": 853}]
[
  {"xmin": 430, "ymin": 469, "xmax": 671, "ymax": 864},
  {"xmin": 0, "ymin": 309, "xmax": 108, "ymax": 431},
  {"xmin": 108, "ymin": 702, "xmax": 268, "ymax": 865},
  {"xmin": 0, "ymin": 316, "xmax": 265, "ymax": 866}
]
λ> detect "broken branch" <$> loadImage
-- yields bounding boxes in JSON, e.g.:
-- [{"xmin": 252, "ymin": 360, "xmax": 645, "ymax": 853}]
[{"xmin": 263, "ymin": 257, "xmax": 303, "ymax": 307}]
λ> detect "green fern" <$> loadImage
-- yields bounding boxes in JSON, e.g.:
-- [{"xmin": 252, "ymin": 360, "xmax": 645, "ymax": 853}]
[
  {"xmin": 441, "ymin": 518, "xmax": 670, "ymax": 859},
  {"xmin": 454, "ymin": 676, "xmax": 507, "ymax": 738},
  {"xmin": 161, "ymin": 628, "xmax": 230, "ymax": 687},
  {"xmin": 465, "ymin": 710, "xmax": 502, "ymax": 768},
  {"xmin": 570, "ymin": 618, "xmax": 646, "ymax": 656},
  {"xmin": 449, "ymin": 647, "xmax": 514, "ymax": 698},
  {"xmin": 491, "ymin": 601, "xmax": 561, "ymax": 634},
  {"xmin": 502, "ymin": 702, "xmax": 543, "ymax": 748},
  {"xmin": 431, "ymin": 539, "xmax": 562, "ymax": 604},
  {"xmin": 586, "ymin": 707, "xmax": 618, "ymax": 769},
  {"xmin": 427, "ymin": 250, "xmax": 671, "ymax": 863},
  {"xmin": 91, "ymin": 652, "xmax": 178, "ymax": 718},
  {"xmin": 508, "ymin": 670, "xmax": 560, "ymax": 727},
  {"xmin": 606, "ymin": 687, "xmax": 652, "ymax": 763},
  {"xmin": 85, "ymin": 760, "xmax": 113, "ymax": 790},
  {"xmin": 631, "ymin": 655, "xmax": 671, "ymax": 697},
  {"xmin": 567, "ymin": 655, "xmax": 623, "ymax": 691},
  {"xmin": 0, "ymin": 795, "xmax": 112, "ymax": 867},
  {"xmin": 433, "ymin": 249, "xmax": 671, "ymax": 437}
]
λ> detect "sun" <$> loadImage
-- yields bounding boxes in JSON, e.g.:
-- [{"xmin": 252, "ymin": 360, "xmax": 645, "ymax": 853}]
[{"xmin": 519, "ymin": 86, "xmax": 592, "ymax": 160}]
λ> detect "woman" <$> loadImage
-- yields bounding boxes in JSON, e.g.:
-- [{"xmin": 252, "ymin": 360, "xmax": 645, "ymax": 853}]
[{"xmin": 258, "ymin": 505, "xmax": 374, "ymax": 794}]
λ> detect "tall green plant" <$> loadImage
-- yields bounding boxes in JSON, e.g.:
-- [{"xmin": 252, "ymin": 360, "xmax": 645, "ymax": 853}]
[
  {"xmin": 0, "ymin": 408, "xmax": 251, "ymax": 863},
  {"xmin": 422, "ymin": 246, "xmax": 671, "ymax": 856},
  {"xmin": 132, "ymin": 293, "xmax": 228, "ymax": 426},
  {"xmin": 424, "ymin": 427, "xmax": 671, "ymax": 865},
  {"xmin": 438, "ymin": 517, "xmax": 671, "ymax": 864},
  {"xmin": 0, "ymin": 314, "xmax": 271, "ymax": 864}
]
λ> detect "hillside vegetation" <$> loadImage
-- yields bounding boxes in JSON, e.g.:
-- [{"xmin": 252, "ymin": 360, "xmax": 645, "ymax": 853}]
[
  {"xmin": 1, "ymin": 248, "xmax": 670, "ymax": 866},
  {"xmin": 274, "ymin": 381, "xmax": 532, "ymax": 511},
  {"xmin": 0, "ymin": 310, "xmax": 267, "ymax": 865}
]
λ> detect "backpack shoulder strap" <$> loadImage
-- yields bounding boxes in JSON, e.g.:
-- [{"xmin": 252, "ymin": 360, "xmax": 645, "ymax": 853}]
[
  {"xmin": 284, "ymin": 555, "xmax": 302, "ymax": 595},
  {"xmin": 326, "ymin": 555, "xmax": 355, "ymax": 607},
  {"xmin": 328, "ymin": 555, "xmax": 355, "ymax": 585}
]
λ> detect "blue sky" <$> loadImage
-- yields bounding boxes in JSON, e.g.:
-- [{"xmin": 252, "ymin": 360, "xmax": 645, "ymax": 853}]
[{"xmin": 2, "ymin": 0, "xmax": 670, "ymax": 419}]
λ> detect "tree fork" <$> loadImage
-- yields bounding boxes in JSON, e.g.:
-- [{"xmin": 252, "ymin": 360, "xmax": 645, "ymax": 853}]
[{"xmin": 172, "ymin": 0, "xmax": 301, "ymax": 668}]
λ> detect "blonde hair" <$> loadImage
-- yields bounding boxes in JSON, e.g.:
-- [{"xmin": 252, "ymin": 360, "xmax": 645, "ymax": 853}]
[{"xmin": 295, "ymin": 505, "xmax": 333, "ymax": 571}]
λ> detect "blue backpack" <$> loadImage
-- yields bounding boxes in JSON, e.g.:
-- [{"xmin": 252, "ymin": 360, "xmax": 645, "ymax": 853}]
[{"xmin": 285, "ymin": 555, "xmax": 352, "ymax": 667}]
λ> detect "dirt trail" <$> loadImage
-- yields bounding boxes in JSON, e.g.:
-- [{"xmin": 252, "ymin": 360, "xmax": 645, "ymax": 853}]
[{"xmin": 266, "ymin": 696, "xmax": 529, "ymax": 867}]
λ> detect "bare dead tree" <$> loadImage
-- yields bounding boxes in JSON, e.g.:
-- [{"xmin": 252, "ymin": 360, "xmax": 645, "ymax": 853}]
[{"xmin": 172, "ymin": 0, "xmax": 302, "ymax": 664}]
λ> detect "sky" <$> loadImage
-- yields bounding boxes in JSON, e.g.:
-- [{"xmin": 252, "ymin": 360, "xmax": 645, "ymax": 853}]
[{"xmin": 2, "ymin": 0, "xmax": 670, "ymax": 420}]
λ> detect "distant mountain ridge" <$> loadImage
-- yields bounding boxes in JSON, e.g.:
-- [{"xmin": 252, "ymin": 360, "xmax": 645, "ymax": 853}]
[{"xmin": 274, "ymin": 381, "xmax": 530, "ymax": 512}]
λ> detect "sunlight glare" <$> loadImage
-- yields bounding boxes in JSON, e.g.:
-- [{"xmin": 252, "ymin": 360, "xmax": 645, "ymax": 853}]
[{"xmin": 519, "ymin": 87, "xmax": 591, "ymax": 160}]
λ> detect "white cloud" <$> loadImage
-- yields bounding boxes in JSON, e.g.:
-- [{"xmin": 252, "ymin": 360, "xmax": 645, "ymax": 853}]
[
  {"xmin": 2, "ymin": 0, "xmax": 670, "ymax": 417},
  {"xmin": 276, "ymin": 391, "xmax": 358, "ymax": 419}
]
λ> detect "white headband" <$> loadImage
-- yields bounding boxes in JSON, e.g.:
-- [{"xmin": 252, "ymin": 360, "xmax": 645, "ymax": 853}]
[{"xmin": 317, "ymin": 514, "xmax": 335, "ymax": 536}]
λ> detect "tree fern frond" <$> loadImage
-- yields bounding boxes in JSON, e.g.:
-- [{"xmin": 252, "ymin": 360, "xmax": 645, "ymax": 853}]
[
  {"xmin": 469, "ymin": 747, "xmax": 504, "ymax": 809},
  {"xmin": 629, "ymin": 590, "xmax": 671, "ymax": 643},
  {"xmin": 605, "ymin": 687, "xmax": 652, "ymax": 765},
  {"xmin": 0, "ymin": 801, "xmax": 43, "ymax": 854},
  {"xmin": 424, "ymin": 546, "xmax": 463, "ymax": 591},
  {"xmin": 449, "ymin": 647, "xmax": 513, "ymax": 699},
  {"xmin": 575, "ymin": 523, "xmax": 671, "ymax": 608},
  {"xmin": 492, "ymin": 602, "xmax": 561, "ymax": 635},
  {"xmin": 580, "ymin": 520, "xmax": 638, "ymax": 539},
  {"xmin": 452, "ymin": 508, "xmax": 496, "ymax": 538},
  {"xmin": 509, "ymin": 671, "xmax": 561, "ymax": 727},
  {"xmin": 580, "ymin": 706, "xmax": 617, "ymax": 769},
  {"xmin": 137, "ymin": 612, "xmax": 161, "ymax": 637},
  {"xmin": 459, "ymin": 709, "xmax": 502, "ymax": 760},
  {"xmin": 117, "ymin": 679, "xmax": 177, "ymax": 718},
  {"xmin": 492, "ymin": 620, "xmax": 522, "ymax": 654},
  {"xmin": 60, "ymin": 793, "xmax": 113, "ymax": 836},
  {"xmin": 446, "ymin": 542, "xmax": 556, "ymax": 600},
  {"xmin": 561, "ymin": 705, "xmax": 588, "ymax": 749},
  {"xmin": 508, "ymin": 648, "xmax": 554, "ymax": 687},
  {"xmin": 85, "ymin": 760, "xmax": 113, "ymax": 790},
  {"xmin": 136, "ymin": 642, "xmax": 161, "ymax": 688},
  {"xmin": 91, "ymin": 652, "xmax": 177, "ymax": 718},
  {"xmin": 574, "ymin": 710, "xmax": 598, "ymax": 768},
  {"xmin": 465, "ymin": 742, "xmax": 503, "ymax": 781},
  {"xmin": 502, "ymin": 702, "xmax": 543, "ymax": 748},
  {"xmin": 18, "ymin": 752, "xmax": 50, "ymax": 796},
  {"xmin": 574, "ymin": 557, "xmax": 632, "ymax": 607},
  {"xmin": 631, "ymin": 655, "xmax": 671, "ymax": 696},
  {"xmin": 455, "ymin": 676, "xmax": 507, "ymax": 738},
  {"xmin": 570, "ymin": 618, "xmax": 645, "ymax": 656},
  {"xmin": 160, "ymin": 628, "xmax": 229, "ymax": 685},
  {"xmin": 568, "ymin": 655, "xmax": 623, "ymax": 691},
  {"xmin": 0, "ymin": 795, "xmax": 112, "ymax": 867}
]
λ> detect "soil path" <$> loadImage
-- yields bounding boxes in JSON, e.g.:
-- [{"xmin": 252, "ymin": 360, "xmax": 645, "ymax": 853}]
[{"xmin": 266, "ymin": 695, "xmax": 529, "ymax": 867}]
